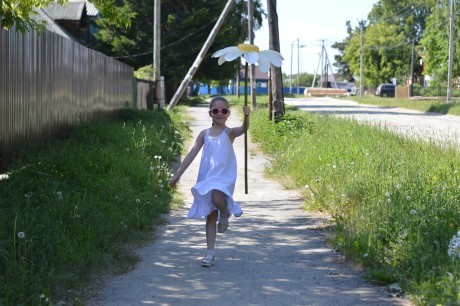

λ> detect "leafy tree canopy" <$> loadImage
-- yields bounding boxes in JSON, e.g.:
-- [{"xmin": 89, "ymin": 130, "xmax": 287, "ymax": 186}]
[
  {"xmin": 93, "ymin": 0, "xmax": 264, "ymax": 99},
  {"xmin": 0, "ymin": 0, "xmax": 135, "ymax": 34},
  {"xmin": 419, "ymin": 1, "xmax": 460, "ymax": 85},
  {"xmin": 334, "ymin": 0, "xmax": 438, "ymax": 87}
]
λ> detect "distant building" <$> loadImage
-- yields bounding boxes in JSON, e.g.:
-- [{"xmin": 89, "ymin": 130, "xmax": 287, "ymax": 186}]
[{"xmin": 39, "ymin": 0, "xmax": 99, "ymax": 44}]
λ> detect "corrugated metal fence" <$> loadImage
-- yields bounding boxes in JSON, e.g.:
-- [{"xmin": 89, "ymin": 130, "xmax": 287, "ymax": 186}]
[{"xmin": 0, "ymin": 26, "xmax": 133, "ymax": 169}]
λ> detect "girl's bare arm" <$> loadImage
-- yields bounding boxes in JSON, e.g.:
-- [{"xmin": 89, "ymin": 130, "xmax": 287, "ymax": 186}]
[
  {"xmin": 169, "ymin": 130, "xmax": 205, "ymax": 188},
  {"xmin": 230, "ymin": 106, "xmax": 251, "ymax": 139}
]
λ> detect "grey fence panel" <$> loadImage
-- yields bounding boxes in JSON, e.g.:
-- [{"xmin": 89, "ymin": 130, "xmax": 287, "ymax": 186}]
[{"xmin": 0, "ymin": 26, "xmax": 133, "ymax": 169}]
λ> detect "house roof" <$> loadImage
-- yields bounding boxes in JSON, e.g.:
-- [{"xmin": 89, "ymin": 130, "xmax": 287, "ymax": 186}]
[
  {"xmin": 43, "ymin": 1, "xmax": 85, "ymax": 21},
  {"xmin": 32, "ymin": 8, "xmax": 74, "ymax": 39},
  {"xmin": 239, "ymin": 65, "xmax": 268, "ymax": 80},
  {"xmin": 69, "ymin": 0, "xmax": 99, "ymax": 16}
]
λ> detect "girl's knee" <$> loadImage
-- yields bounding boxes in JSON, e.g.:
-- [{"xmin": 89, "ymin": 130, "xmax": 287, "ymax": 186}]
[
  {"xmin": 207, "ymin": 210, "xmax": 218, "ymax": 222},
  {"xmin": 211, "ymin": 190, "xmax": 226, "ymax": 204}
]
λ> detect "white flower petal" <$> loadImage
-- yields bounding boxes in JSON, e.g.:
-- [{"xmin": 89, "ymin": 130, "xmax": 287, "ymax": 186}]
[
  {"xmin": 224, "ymin": 49, "xmax": 244, "ymax": 62},
  {"xmin": 260, "ymin": 50, "xmax": 283, "ymax": 67},
  {"xmin": 243, "ymin": 51, "xmax": 259, "ymax": 64},
  {"xmin": 212, "ymin": 46, "xmax": 237, "ymax": 58},
  {"xmin": 218, "ymin": 55, "xmax": 227, "ymax": 65},
  {"xmin": 257, "ymin": 53, "xmax": 271, "ymax": 73}
]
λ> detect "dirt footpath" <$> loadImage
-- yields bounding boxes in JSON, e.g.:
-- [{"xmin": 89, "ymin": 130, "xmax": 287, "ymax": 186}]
[{"xmin": 87, "ymin": 103, "xmax": 411, "ymax": 306}]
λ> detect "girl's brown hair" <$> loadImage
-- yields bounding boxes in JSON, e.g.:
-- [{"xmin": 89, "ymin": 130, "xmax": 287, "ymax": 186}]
[{"xmin": 209, "ymin": 96, "xmax": 229, "ymax": 109}]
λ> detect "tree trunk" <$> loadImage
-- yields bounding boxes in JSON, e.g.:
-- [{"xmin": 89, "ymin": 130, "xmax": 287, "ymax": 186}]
[{"xmin": 267, "ymin": 0, "xmax": 284, "ymax": 120}]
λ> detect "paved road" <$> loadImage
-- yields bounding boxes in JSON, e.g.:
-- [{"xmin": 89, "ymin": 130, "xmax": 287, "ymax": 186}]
[
  {"xmin": 285, "ymin": 97, "xmax": 460, "ymax": 150},
  {"xmin": 87, "ymin": 103, "xmax": 411, "ymax": 306}
]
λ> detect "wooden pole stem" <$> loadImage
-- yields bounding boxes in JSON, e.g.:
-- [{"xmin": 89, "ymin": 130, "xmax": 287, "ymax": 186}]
[{"xmin": 244, "ymin": 62, "xmax": 248, "ymax": 194}]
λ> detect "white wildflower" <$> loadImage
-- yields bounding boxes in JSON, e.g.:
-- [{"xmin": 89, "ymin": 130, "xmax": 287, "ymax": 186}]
[{"xmin": 447, "ymin": 231, "xmax": 460, "ymax": 259}]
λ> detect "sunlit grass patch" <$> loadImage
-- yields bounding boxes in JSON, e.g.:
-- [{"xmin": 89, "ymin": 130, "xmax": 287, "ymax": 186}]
[{"xmin": 0, "ymin": 107, "xmax": 189, "ymax": 305}]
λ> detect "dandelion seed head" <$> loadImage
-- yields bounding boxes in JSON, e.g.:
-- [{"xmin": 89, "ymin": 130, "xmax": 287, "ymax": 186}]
[
  {"xmin": 136, "ymin": 198, "xmax": 140, "ymax": 203},
  {"xmin": 447, "ymin": 232, "xmax": 460, "ymax": 258},
  {"xmin": 385, "ymin": 192, "xmax": 390, "ymax": 197},
  {"xmin": 17, "ymin": 231, "xmax": 25, "ymax": 239},
  {"xmin": 410, "ymin": 210, "xmax": 417, "ymax": 215},
  {"xmin": 396, "ymin": 184, "xmax": 402, "ymax": 189},
  {"xmin": 332, "ymin": 164, "xmax": 336, "ymax": 169},
  {"xmin": 56, "ymin": 191, "xmax": 62, "ymax": 196},
  {"xmin": 350, "ymin": 161, "xmax": 355, "ymax": 166},
  {"xmin": 387, "ymin": 198, "xmax": 392, "ymax": 203},
  {"xmin": 363, "ymin": 253, "xmax": 369, "ymax": 258},
  {"xmin": 304, "ymin": 184, "xmax": 310, "ymax": 189},
  {"xmin": 405, "ymin": 195, "xmax": 411, "ymax": 201}
]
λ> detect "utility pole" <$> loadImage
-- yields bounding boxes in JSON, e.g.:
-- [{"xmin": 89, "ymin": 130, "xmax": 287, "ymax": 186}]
[
  {"xmin": 297, "ymin": 38, "xmax": 302, "ymax": 95},
  {"xmin": 153, "ymin": 0, "xmax": 164, "ymax": 110},
  {"xmin": 267, "ymin": 0, "xmax": 284, "ymax": 120},
  {"xmin": 359, "ymin": 20, "xmax": 364, "ymax": 97},
  {"xmin": 447, "ymin": 0, "xmax": 454, "ymax": 103},
  {"xmin": 290, "ymin": 40, "xmax": 294, "ymax": 94},
  {"xmin": 409, "ymin": 39, "xmax": 415, "ymax": 97},
  {"xmin": 248, "ymin": 0, "xmax": 256, "ymax": 108},
  {"xmin": 167, "ymin": 0, "xmax": 235, "ymax": 110}
]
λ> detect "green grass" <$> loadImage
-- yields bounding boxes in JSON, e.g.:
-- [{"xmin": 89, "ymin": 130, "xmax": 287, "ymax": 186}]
[
  {"xmin": 0, "ymin": 107, "xmax": 190, "ymax": 305},
  {"xmin": 237, "ymin": 95, "xmax": 460, "ymax": 305},
  {"xmin": 343, "ymin": 95, "xmax": 460, "ymax": 116}
]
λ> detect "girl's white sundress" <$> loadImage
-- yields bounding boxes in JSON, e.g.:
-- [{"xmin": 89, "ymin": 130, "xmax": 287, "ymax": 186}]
[{"xmin": 187, "ymin": 128, "xmax": 243, "ymax": 219}]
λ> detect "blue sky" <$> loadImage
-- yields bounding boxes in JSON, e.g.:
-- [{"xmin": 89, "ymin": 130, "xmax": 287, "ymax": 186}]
[{"xmin": 253, "ymin": 0, "xmax": 378, "ymax": 75}]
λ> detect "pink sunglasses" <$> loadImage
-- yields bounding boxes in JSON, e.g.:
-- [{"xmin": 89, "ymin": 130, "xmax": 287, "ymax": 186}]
[{"xmin": 210, "ymin": 108, "xmax": 229, "ymax": 115}]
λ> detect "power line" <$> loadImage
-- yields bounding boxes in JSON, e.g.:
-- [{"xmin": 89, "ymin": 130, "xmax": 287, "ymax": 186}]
[{"xmin": 114, "ymin": 17, "xmax": 218, "ymax": 59}]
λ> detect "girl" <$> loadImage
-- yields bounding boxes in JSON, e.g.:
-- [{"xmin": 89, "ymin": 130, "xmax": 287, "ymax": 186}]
[{"xmin": 169, "ymin": 96, "xmax": 250, "ymax": 267}]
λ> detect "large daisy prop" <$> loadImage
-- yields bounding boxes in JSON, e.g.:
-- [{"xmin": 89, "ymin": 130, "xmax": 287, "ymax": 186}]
[
  {"xmin": 212, "ymin": 44, "xmax": 284, "ymax": 194},
  {"xmin": 212, "ymin": 43, "xmax": 284, "ymax": 73}
]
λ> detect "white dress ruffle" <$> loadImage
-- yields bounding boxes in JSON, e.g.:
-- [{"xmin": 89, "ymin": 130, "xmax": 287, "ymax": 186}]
[{"xmin": 187, "ymin": 128, "xmax": 243, "ymax": 219}]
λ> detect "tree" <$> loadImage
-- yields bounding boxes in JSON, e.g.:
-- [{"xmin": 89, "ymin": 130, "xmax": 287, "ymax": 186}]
[
  {"xmin": 93, "ymin": 0, "xmax": 264, "ymax": 100},
  {"xmin": 338, "ymin": 0, "xmax": 436, "ymax": 87},
  {"xmin": 0, "ymin": 0, "xmax": 134, "ymax": 34},
  {"xmin": 332, "ymin": 21, "xmax": 355, "ymax": 81},
  {"xmin": 419, "ymin": 1, "xmax": 460, "ymax": 86}
]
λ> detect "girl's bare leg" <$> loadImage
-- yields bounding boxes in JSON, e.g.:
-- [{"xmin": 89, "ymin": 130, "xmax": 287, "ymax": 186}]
[
  {"xmin": 211, "ymin": 190, "xmax": 230, "ymax": 233},
  {"xmin": 211, "ymin": 190, "xmax": 229, "ymax": 215},
  {"xmin": 206, "ymin": 210, "xmax": 218, "ymax": 250}
]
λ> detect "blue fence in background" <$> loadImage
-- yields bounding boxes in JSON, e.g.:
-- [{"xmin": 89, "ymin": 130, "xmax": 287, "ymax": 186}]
[{"xmin": 198, "ymin": 85, "xmax": 306, "ymax": 95}]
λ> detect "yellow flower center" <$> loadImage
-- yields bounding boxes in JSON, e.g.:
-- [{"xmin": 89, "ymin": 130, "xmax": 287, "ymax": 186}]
[{"xmin": 237, "ymin": 44, "xmax": 259, "ymax": 53}]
